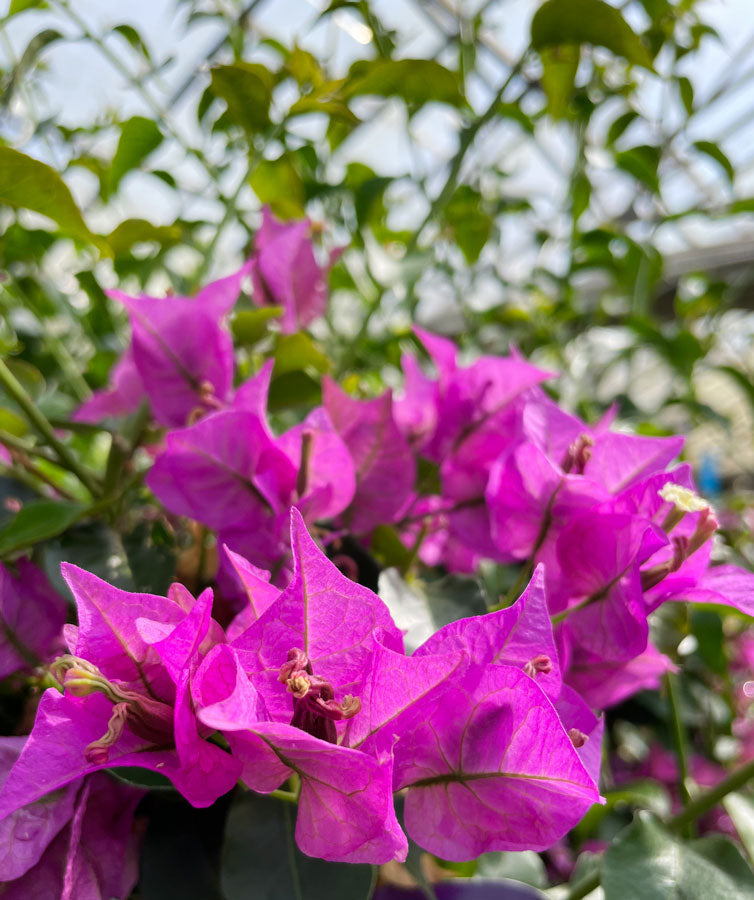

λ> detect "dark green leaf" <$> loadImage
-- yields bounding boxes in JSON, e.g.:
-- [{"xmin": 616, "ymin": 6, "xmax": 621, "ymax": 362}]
[
  {"xmin": 122, "ymin": 522, "xmax": 176, "ymax": 594},
  {"xmin": 231, "ymin": 307, "xmax": 283, "ymax": 346},
  {"xmin": 268, "ymin": 371, "xmax": 321, "ymax": 412},
  {"xmin": 602, "ymin": 813, "xmax": 754, "ymax": 899},
  {"xmin": 540, "ymin": 45, "xmax": 579, "ymax": 118},
  {"xmin": 108, "ymin": 767, "xmax": 175, "ymax": 790},
  {"xmin": 344, "ymin": 59, "xmax": 466, "ymax": 108},
  {"xmin": 693, "ymin": 140, "xmax": 734, "ymax": 183},
  {"xmin": 222, "ymin": 793, "xmax": 375, "ymax": 900},
  {"xmin": 572, "ymin": 172, "xmax": 591, "ymax": 221},
  {"xmin": 112, "ymin": 24, "xmax": 152, "ymax": 61},
  {"xmin": 531, "ymin": 0, "xmax": 653, "ymax": 68},
  {"xmin": 607, "ymin": 110, "xmax": 638, "ymax": 145},
  {"xmin": 0, "ymin": 147, "xmax": 106, "ymax": 251},
  {"xmin": 140, "ymin": 794, "xmax": 228, "ymax": 900},
  {"xmin": 210, "ymin": 63, "xmax": 273, "ymax": 134},
  {"xmin": 615, "ymin": 144, "xmax": 661, "ymax": 193},
  {"xmin": 677, "ymin": 76, "xmax": 694, "ymax": 115},
  {"xmin": 109, "ymin": 116, "xmax": 164, "ymax": 194},
  {"xmin": 0, "ymin": 500, "xmax": 85, "ymax": 556}
]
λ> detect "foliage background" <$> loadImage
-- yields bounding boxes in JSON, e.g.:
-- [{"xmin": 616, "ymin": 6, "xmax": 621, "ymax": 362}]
[{"xmin": 3, "ymin": 0, "xmax": 754, "ymax": 897}]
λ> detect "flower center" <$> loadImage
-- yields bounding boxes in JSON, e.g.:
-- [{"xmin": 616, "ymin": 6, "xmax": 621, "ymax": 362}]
[{"xmin": 278, "ymin": 648, "xmax": 361, "ymax": 744}]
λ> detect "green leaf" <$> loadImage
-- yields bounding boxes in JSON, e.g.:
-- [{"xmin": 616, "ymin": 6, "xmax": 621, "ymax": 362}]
[
  {"xmin": 122, "ymin": 522, "xmax": 176, "ymax": 595},
  {"xmin": 108, "ymin": 767, "xmax": 175, "ymax": 790},
  {"xmin": 531, "ymin": 0, "xmax": 653, "ymax": 68},
  {"xmin": 5, "ymin": 359, "xmax": 45, "ymax": 401},
  {"xmin": 715, "ymin": 365, "xmax": 754, "ymax": 417},
  {"xmin": 108, "ymin": 218, "xmax": 182, "ymax": 255},
  {"xmin": 140, "ymin": 795, "xmax": 227, "ymax": 900},
  {"xmin": 423, "ymin": 572, "xmax": 488, "ymax": 626},
  {"xmin": 210, "ymin": 63, "xmax": 273, "ymax": 134},
  {"xmin": 0, "ymin": 147, "xmax": 106, "ymax": 251},
  {"xmin": 231, "ymin": 307, "xmax": 283, "ymax": 346},
  {"xmin": 607, "ymin": 110, "xmax": 638, "ymax": 145},
  {"xmin": 109, "ymin": 116, "xmax": 164, "ymax": 195},
  {"xmin": 0, "ymin": 407, "xmax": 29, "ymax": 437},
  {"xmin": 443, "ymin": 185, "xmax": 493, "ymax": 264},
  {"xmin": 344, "ymin": 58, "xmax": 466, "ymax": 108},
  {"xmin": 602, "ymin": 813, "xmax": 754, "ymax": 899},
  {"xmin": 222, "ymin": 793, "xmax": 375, "ymax": 900},
  {"xmin": 0, "ymin": 500, "xmax": 86, "ymax": 556},
  {"xmin": 693, "ymin": 140, "xmax": 734, "ymax": 183},
  {"xmin": 540, "ymin": 45, "xmax": 579, "ymax": 118},
  {"xmin": 112, "ymin": 23, "xmax": 151, "ymax": 60},
  {"xmin": 7, "ymin": 0, "xmax": 46, "ymax": 16},
  {"xmin": 475, "ymin": 851, "xmax": 548, "ymax": 888},
  {"xmin": 249, "ymin": 154, "xmax": 305, "ymax": 218},
  {"xmin": 677, "ymin": 76, "xmax": 694, "ymax": 115},
  {"xmin": 267, "ymin": 371, "xmax": 321, "ymax": 412},
  {"xmin": 724, "ymin": 793, "xmax": 754, "ymax": 864},
  {"xmin": 2, "ymin": 29, "xmax": 62, "ymax": 108},
  {"xmin": 572, "ymin": 172, "xmax": 591, "ymax": 221},
  {"xmin": 273, "ymin": 333, "xmax": 330, "ymax": 376},
  {"xmin": 615, "ymin": 144, "xmax": 661, "ymax": 193}
]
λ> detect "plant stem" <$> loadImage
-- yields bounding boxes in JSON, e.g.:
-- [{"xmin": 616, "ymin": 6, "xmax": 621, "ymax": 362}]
[
  {"xmin": 269, "ymin": 788, "xmax": 299, "ymax": 805},
  {"xmin": 665, "ymin": 670, "xmax": 693, "ymax": 831},
  {"xmin": 0, "ymin": 358, "xmax": 100, "ymax": 496}
]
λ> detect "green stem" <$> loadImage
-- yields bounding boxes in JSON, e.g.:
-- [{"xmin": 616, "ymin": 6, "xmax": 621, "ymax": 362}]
[
  {"xmin": 665, "ymin": 670, "xmax": 693, "ymax": 829},
  {"xmin": 0, "ymin": 358, "xmax": 100, "ymax": 496},
  {"xmin": 269, "ymin": 788, "xmax": 299, "ymax": 805},
  {"xmin": 0, "ymin": 429, "xmax": 59, "ymax": 463}
]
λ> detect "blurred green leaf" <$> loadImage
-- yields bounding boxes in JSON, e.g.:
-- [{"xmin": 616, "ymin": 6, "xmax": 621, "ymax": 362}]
[
  {"xmin": 615, "ymin": 144, "xmax": 661, "ymax": 193},
  {"xmin": 274, "ymin": 333, "xmax": 330, "ymax": 376},
  {"xmin": 210, "ymin": 63, "xmax": 273, "ymax": 134},
  {"xmin": 112, "ymin": 23, "xmax": 152, "ymax": 61},
  {"xmin": 693, "ymin": 140, "xmax": 734, "ymax": 183},
  {"xmin": 723, "ymin": 794, "xmax": 754, "ymax": 864},
  {"xmin": 222, "ymin": 793, "xmax": 375, "ymax": 900},
  {"xmin": 231, "ymin": 308, "xmax": 283, "ymax": 346},
  {"xmin": 249, "ymin": 155, "xmax": 305, "ymax": 218},
  {"xmin": 0, "ymin": 147, "xmax": 107, "ymax": 252},
  {"xmin": 0, "ymin": 500, "xmax": 85, "ymax": 556},
  {"xmin": 8, "ymin": 0, "xmax": 47, "ymax": 13},
  {"xmin": 109, "ymin": 116, "xmax": 164, "ymax": 195},
  {"xmin": 540, "ymin": 45, "xmax": 579, "ymax": 118},
  {"xmin": 0, "ymin": 408, "xmax": 29, "ymax": 437},
  {"xmin": 677, "ymin": 76, "xmax": 694, "ymax": 115},
  {"xmin": 268, "ymin": 371, "xmax": 321, "ymax": 412},
  {"xmin": 108, "ymin": 218, "xmax": 182, "ymax": 255},
  {"xmin": 344, "ymin": 58, "xmax": 466, "ymax": 107},
  {"xmin": 443, "ymin": 185, "xmax": 493, "ymax": 264},
  {"xmin": 532, "ymin": 0, "xmax": 653, "ymax": 68}
]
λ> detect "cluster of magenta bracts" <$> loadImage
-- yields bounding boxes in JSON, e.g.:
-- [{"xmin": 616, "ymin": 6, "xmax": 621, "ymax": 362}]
[
  {"xmin": 0, "ymin": 513, "xmax": 602, "ymax": 880},
  {"xmin": 2, "ymin": 209, "xmax": 754, "ymax": 892}
]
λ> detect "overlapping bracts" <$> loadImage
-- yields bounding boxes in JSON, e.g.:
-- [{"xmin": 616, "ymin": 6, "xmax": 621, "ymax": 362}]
[{"xmin": 5, "ymin": 244, "xmax": 746, "ymax": 886}]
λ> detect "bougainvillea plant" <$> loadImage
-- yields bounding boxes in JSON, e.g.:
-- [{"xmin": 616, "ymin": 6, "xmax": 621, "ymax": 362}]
[{"xmin": 2, "ymin": 205, "xmax": 754, "ymax": 899}]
